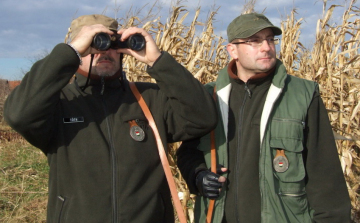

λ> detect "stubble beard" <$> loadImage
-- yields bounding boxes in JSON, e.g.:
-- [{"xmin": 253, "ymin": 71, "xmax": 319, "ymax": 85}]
[
  {"xmin": 93, "ymin": 56, "xmax": 118, "ymax": 77},
  {"xmin": 94, "ymin": 69, "xmax": 117, "ymax": 77}
]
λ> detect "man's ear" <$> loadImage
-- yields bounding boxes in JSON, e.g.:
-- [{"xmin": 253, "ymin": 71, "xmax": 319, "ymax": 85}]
[{"xmin": 226, "ymin": 43, "xmax": 238, "ymax": 60}]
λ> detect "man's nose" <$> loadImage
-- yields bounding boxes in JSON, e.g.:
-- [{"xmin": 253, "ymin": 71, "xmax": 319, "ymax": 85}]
[
  {"xmin": 99, "ymin": 50, "xmax": 111, "ymax": 55},
  {"xmin": 260, "ymin": 39, "xmax": 271, "ymax": 51}
]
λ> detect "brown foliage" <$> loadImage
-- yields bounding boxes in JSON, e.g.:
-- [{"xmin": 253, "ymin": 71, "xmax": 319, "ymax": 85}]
[
  {"xmin": 0, "ymin": 79, "xmax": 11, "ymax": 123},
  {"xmin": 7, "ymin": 81, "xmax": 21, "ymax": 91}
]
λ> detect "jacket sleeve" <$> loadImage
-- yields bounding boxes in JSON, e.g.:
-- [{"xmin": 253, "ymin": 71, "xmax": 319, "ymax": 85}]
[
  {"xmin": 304, "ymin": 91, "xmax": 351, "ymax": 222},
  {"xmin": 176, "ymin": 138, "xmax": 208, "ymax": 194},
  {"xmin": 146, "ymin": 52, "xmax": 217, "ymax": 142},
  {"xmin": 4, "ymin": 43, "xmax": 80, "ymax": 151}
]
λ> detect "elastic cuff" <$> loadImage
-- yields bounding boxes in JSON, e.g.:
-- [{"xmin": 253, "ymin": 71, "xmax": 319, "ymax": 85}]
[
  {"xmin": 194, "ymin": 166, "xmax": 208, "ymax": 179},
  {"xmin": 147, "ymin": 51, "xmax": 164, "ymax": 69},
  {"xmin": 67, "ymin": 43, "xmax": 82, "ymax": 65}
]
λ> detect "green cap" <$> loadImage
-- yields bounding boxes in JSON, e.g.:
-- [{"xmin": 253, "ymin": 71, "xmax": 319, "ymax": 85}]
[
  {"xmin": 227, "ymin": 13, "xmax": 282, "ymax": 42},
  {"xmin": 67, "ymin": 14, "xmax": 118, "ymax": 41}
]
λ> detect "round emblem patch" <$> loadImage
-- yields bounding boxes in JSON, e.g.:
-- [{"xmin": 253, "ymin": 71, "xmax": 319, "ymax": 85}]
[
  {"xmin": 273, "ymin": 155, "xmax": 289, "ymax": 173},
  {"xmin": 130, "ymin": 126, "xmax": 145, "ymax": 141}
]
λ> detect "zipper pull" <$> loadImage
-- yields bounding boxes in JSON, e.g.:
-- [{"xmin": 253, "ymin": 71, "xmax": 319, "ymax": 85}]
[
  {"xmin": 100, "ymin": 76, "xmax": 105, "ymax": 95},
  {"xmin": 301, "ymin": 121, "xmax": 306, "ymax": 129},
  {"xmin": 245, "ymin": 84, "xmax": 252, "ymax": 98}
]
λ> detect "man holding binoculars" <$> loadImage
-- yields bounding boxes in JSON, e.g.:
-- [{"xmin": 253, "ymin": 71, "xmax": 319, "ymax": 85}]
[{"xmin": 4, "ymin": 14, "xmax": 217, "ymax": 222}]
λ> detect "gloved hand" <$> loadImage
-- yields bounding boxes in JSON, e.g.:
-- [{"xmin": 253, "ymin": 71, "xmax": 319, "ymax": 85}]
[{"xmin": 195, "ymin": 169, "xmax": 223, "ymax": 199}]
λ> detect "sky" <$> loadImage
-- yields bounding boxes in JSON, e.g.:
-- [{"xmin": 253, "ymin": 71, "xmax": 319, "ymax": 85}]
[{"xmin": 0, "ymin": 0, "xmax": 350, "ymax": 80}]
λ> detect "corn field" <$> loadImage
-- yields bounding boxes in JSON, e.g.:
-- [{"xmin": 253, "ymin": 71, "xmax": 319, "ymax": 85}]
[
  {"xmin": 1, "ymin": 0, "xmax": 359, "ymax": 222},
  {"xmin": 121, "ymin": 1, "xmax": 360, "ymax": 221}
]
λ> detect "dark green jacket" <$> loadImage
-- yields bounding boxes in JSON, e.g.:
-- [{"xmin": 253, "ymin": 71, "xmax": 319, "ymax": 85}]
[{"xmin": 4, "ymin": 43, "xmax": 217, "ymax": 223}]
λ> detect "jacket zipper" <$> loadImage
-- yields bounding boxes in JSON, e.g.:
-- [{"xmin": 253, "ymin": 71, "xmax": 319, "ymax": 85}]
[
  {"xmin": 57, "ymin": 195, "xmax": 66, "ymax": 223},
  {"xmin": 101, "ymin": 77, "xmax": 118, "ymax": 223},
  {"xmin": 279, "ymin": 191, "xmax": 306, "ymax": 197},
  {"xmin": 259, "ymin": 86, "xmax": 283, "ymax": 223},
  {"xmin": 235, "ymin": 83, "xmax": 252, "ymax": 223}
]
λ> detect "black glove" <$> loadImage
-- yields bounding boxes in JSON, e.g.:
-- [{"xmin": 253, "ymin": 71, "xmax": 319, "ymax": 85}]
[{"xmin": 195, "ymin": 169, "xmax": 222, "ymax": 199}]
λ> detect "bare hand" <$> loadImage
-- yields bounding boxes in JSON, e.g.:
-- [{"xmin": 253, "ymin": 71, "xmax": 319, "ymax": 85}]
[
  {"xmin": 69, "ymin": 24, "xmax": 114, "ymax": 57},
  {"xmin": 116, "ymin": 27, "xmax": 161, "ymax": 67},
  {"xmin": 217, "ymin": 167, "xmax": 228, "ymax": 183}
]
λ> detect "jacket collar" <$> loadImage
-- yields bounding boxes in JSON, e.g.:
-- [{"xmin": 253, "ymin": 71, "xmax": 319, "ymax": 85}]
[
  {"xmin": 214, "ymin": 59, "xmax": 287, "ymax": 142},
  {"xmin": 216, "ymin": 59, "xmax": 286, "ymax": 92},
  {"xmin": 73, "ymin": 72, "xmax": 124, "ymax": 95},
  {"xmin": 227, "ymin": 59, "xmax": 274, "ymax": 82}
]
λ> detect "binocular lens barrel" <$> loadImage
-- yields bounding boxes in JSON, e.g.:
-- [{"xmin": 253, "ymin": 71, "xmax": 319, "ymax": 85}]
[
  {"xmin": 127, "ymin": 34, "xmax": 146, "ymax": 51},
  {"xmin": 92, "ymin": 33, "xmax": 112, "ymax": 51}
]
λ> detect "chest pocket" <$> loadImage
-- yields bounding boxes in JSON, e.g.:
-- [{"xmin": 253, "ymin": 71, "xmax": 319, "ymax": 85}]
[
  {"xmin": 269, "ymin": 117, "xmax": 306, "ymax": 193},
  {"xmin": 121, "ymin": 113, "xmax": 149, "ymax": 142}
]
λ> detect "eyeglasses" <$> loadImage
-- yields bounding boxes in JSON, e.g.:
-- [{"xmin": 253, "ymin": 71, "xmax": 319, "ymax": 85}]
[{"xmin": 232, "ymin": 38, "xmax": 280, "ymax": 47}]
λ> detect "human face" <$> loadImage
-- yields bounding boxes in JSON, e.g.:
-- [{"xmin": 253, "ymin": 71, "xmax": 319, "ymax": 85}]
[
  {"xmin": 226, "ymin": 28, "xmax": 277, "ymax": 81},
  {"xmin": 79, "ymin": 49, "xmax": 121, "ymax": 77}
]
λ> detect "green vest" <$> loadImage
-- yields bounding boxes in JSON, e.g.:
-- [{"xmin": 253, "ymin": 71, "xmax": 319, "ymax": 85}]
[{"xmin": 195, "ymin": 60, "xmax": 318, "ymax": 223}]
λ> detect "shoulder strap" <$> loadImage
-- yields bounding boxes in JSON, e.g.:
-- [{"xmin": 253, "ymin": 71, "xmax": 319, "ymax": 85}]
[
  {"xmin": 129, "ymin": 82, "xmax": 187, "ymax": 223},
  {"xmin": 206, "ymin": 86, "xmax": 217, "ymax": 223}
]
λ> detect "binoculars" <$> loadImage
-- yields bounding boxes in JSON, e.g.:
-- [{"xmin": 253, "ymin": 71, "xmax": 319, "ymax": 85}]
[{"xmin": 92, "ymin": 32, "xmax": 146, "ymax": 51}]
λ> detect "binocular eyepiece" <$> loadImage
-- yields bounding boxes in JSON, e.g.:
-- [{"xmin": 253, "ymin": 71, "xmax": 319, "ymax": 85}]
[{"xmin": 92, "ymin": 32, "xmax": 146, "ymax": 51}]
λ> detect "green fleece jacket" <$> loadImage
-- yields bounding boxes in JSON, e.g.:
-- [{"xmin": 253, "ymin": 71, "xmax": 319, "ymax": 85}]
[{"xmin": 4, "ymin": 43, "xmax": 217, "ymax": 223}]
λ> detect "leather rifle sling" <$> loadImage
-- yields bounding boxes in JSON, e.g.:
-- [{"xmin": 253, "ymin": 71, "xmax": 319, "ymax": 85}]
[
  {"xmin": 206, "ymin": 86, "xmax": 217, "ymax": 223},
  {"xmin": 129, "ymin": 82, "xmax": 187, "ymax": 223}
]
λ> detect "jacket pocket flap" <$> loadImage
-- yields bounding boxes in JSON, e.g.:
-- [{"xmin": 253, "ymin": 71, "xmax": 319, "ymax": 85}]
[
  {"xmin": 121, "ymin": 113, "xmax": 147, "ymax": 122},
  {"xmin": 270, "ymin": 138, "xmax": 303, "ymax": 152},
  {"xmin": 271, "ymin": 139, "xmax": 305, "ymax": 182}
]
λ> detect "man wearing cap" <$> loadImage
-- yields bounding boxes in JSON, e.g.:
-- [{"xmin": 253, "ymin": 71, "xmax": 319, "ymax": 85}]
[
  {"xmin": 177, "ymin": 13, "xmax": 351, "ymax": 222},
  {"xmin": 4, "ymin": 14, "xmax": 217, "ymax": 222}
]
